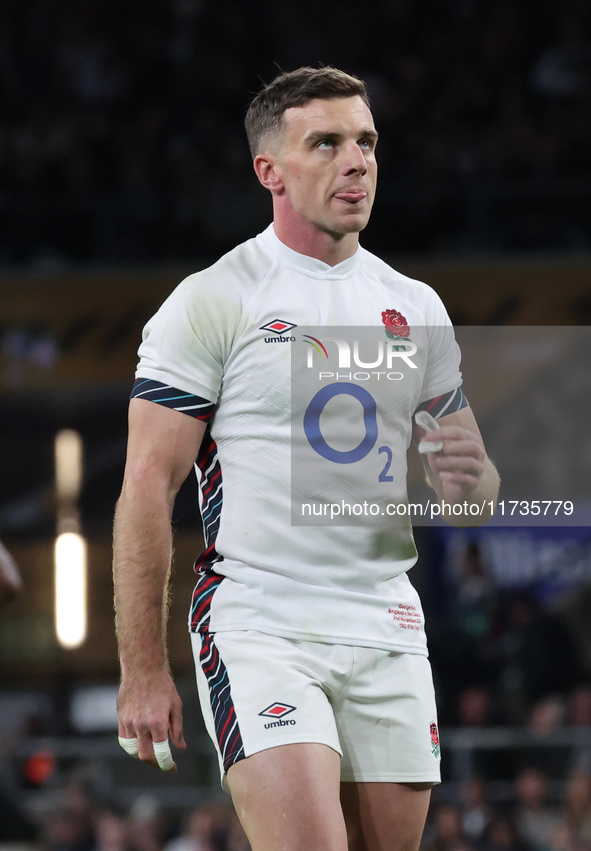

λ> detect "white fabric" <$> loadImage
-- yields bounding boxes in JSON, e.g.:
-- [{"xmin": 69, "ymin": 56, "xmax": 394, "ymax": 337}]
[
  {"xmin": 192, "ymin": 630, "xmax": 441, "ymax": 787},
  {"xmin": 137, "ymin": 225, "xmax": 463, "ymax": 654}
]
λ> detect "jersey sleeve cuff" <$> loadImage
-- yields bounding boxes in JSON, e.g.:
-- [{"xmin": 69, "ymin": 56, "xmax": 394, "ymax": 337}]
[
  {"xmin": 414, "ymin": 386, "xmax": 469, "ymax": 419},
  {"xmin": 131, "ymin": 378, "xmax": 216, "ymax": 421}
]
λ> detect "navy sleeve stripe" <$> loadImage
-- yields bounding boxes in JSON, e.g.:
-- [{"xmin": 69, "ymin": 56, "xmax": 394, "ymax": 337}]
[
  {"xmin": 131, "ymin": 378, "xmax": 216, "ymax": 421},
  {"xmin": 415, "ymin": 386, "xmax": 469, "ymax": 419}
]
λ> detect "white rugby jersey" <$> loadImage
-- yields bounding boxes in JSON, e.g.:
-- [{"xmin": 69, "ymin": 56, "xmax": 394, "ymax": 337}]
[{"xmin": 135, "ymin": 224, "xmax": 464, "ymax": 654}]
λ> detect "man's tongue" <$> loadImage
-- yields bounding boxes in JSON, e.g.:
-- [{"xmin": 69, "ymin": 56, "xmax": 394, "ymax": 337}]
[{"xmin": 335, "ymin": 191, "xmax": 366, "ymax": 203}]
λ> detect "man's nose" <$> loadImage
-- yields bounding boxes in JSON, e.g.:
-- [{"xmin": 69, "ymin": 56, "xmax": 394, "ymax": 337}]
[{"xmin": 341, "ymin": 142, "xmax": 367, "ymax": 174}]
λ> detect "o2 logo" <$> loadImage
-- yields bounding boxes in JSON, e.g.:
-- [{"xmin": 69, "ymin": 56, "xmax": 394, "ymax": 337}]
[{"xmin": 303, "ymin": 383, "xmax": 393, "ymax": 482}]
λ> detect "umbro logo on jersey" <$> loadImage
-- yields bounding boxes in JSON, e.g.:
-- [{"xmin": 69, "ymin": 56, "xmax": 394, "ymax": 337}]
[
  {"xmin": 259, "ymin": 702, "xmax": 297, "ymax": 728},
  {"xmin": 260, "ymin": 319, "xmax": 297, "ymax": 343},
  {"xmin": 260, "ymin": 320, "xmax": 297, "ymax": 335}
]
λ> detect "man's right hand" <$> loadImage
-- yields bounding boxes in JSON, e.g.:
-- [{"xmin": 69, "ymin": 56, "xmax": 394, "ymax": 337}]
[{"xmin": 117, "ymin": 668, "xmax": 186, "ymax": 771}]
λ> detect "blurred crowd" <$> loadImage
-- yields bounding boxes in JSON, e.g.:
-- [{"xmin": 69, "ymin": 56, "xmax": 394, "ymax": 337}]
[
  {"xmin": 424, "ymin": 767, "xmax": 591, "ymax": 851},
  {"xmin": 427, "ymin": 541, "xmax": 591, "ymax": 728},
  {"xmin": 4, "ymin": 763, "xmax": 591, "ymax": 851},
  {"xmin": 0, "ymin": 783, "xmax": 250, "ymax": 851},
  {"xmin": 43, "ymin": 792, "xmax": 251, "ymax": 851},
  {"xmin": 0, "ymin": 0, "xmax": 590, "ymax": 262}
]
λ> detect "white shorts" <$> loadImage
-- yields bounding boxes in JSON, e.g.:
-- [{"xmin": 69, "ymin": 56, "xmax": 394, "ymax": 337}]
[{"xmin": 192, "ymin": 629, "xmax": 441, "ymax": 789}]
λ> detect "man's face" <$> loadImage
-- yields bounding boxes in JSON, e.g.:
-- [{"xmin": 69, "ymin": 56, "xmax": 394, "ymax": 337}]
[{"xmin": 271, "ymin": 96, "xmax": 378, "ymax": 237}]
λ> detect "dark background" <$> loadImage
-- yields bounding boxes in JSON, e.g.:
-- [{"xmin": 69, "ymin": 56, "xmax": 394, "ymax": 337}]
[{"xmin": 1, "ymin": 0, "xmax": 591, "ymax": 264}]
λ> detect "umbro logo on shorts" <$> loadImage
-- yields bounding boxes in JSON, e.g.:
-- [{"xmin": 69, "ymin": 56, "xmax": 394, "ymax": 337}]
[
  {"xmin": 259, "ymin": 702, "xmax": 297, "ymax": 729},
  {"xmin": 259, "ymin": 702, "xmax": 296, "ymax": 718}
]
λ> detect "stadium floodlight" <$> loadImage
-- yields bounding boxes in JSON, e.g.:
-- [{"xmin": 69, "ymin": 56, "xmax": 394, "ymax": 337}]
[
  {"xmin": 54, "ymin": 429, "xmax": 87, "ymax": 649},
  {"xmin": 54, "ymin": 531, "xmax": 87, "ymax": 649},
  {"xmin": 55, "ymin": 429, "xmax": 83, "ymax": 502}
]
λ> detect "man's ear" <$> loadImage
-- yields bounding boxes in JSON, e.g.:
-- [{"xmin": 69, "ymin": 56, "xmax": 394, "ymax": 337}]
[{"xmin": 253, "ymin": 153, "xmax": 284, "ymax": 195}]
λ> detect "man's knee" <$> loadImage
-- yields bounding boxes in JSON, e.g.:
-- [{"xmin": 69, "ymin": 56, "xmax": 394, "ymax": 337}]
[{"xmin": 341, "ymin": 781, "xmax": 432, "ymax": 851}]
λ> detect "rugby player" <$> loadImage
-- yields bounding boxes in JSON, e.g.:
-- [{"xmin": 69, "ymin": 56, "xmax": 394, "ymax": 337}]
[{"xmin": 114, "ymin": 67, "xmax": 499, "ymax": 851}]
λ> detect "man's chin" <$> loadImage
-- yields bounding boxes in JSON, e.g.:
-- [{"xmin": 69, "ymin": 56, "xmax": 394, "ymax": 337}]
[
  {"xmin": 335, "ymin": 215, "xmax": 371, "ymax": 235},
  {"xmin": 323, "ymin": 210, "xmax": 372, "ymax": 237}
]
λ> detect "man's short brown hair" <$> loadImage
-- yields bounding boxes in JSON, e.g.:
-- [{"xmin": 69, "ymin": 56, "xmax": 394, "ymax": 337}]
[{"xmin": 245, "ymin": 66, "xmax": 370, "ymax": 158}]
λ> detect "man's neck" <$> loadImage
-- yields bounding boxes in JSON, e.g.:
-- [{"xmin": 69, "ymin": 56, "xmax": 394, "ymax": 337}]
[{"xmin": 272, "ymin": 214, "xmax": 359, "ymax": 267}]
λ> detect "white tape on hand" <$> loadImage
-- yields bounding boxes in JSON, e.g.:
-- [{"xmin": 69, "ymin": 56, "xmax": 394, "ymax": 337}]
[
  {"xmin": 118, "ymin": 736, "xmax": 139, "ymax": 759},
  {"xmin": 415, "ymin": 410, "xmax": 444, "ymax": 454},
  {"xmin": 153, "ymin": 739, "xmax": 175, "ymax": 771}
]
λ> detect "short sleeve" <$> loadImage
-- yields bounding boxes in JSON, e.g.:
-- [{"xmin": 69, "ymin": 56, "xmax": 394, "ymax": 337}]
[
  {"xmin": 135, "ymin": 273, "xmax": 241, "ymax": 404},
  {"xmin": 418, "ymin": 290, "xmax": 463, "ymax": 404}
]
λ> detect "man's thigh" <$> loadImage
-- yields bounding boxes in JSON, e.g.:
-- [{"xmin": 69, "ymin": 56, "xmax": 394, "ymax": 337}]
[
  {"xmin": 226, "ymin": 748, "xmax": 431, "ymax": 851},
  {"xmin": 341, "ymin": 781, "xmax": 433, "ymax": 851},
  {"xmin": 227, "ymin": 742, "xmax": 348, "ymax": 851}
]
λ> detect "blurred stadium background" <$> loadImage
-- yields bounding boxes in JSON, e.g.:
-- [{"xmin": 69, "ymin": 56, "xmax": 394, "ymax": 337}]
[{"xmin": 1, "ymin": 1, "xmax": 591, "ymax": 850}]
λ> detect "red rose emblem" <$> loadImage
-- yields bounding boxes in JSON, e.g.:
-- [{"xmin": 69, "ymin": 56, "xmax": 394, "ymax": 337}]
[
  {"xmin": 381, "ymin": 309, "xmax": 410, "ymax": 339},
  {"xmin": 430, "ymin": 722, "xmax": 439, "ymax": 747}
]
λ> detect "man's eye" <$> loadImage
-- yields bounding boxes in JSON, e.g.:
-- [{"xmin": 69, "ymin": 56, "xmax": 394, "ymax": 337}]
[{"xmin": 317, "ymin": 140, "xmax": 333, "ymax": 149}]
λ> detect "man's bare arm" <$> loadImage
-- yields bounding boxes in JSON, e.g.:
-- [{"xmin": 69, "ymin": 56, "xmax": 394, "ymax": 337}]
[
  {"xmin": 114, "ymin": 397, "xmax": 207, "ymax": 770},
  {"xmin": 414, "ymin": 405, "xmax": 500, "ymax": 527}
]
